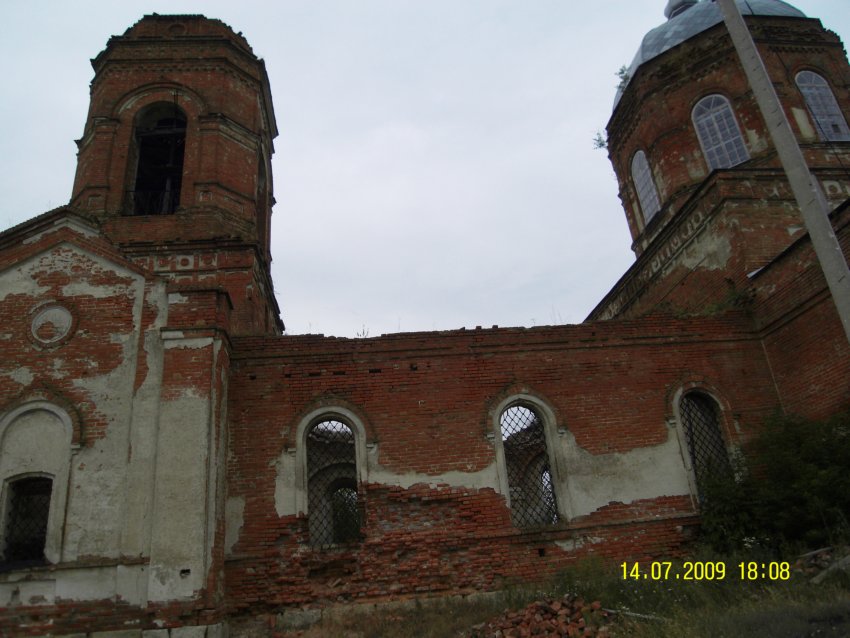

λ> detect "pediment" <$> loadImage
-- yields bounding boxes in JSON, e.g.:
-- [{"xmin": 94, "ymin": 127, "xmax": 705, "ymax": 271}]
[{"xmin": 0, "ymin": 207, "xmax": 149, "ymax": 286}]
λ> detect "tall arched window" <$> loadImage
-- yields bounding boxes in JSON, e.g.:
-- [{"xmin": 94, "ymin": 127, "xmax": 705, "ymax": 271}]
[
  {"xmin": 631, "ymin": 150, "xmax": 661, "ymax": 223},
  {"xmin": 306, "ymin": 419, "xmax": 361, "ymax": 546},
  {"xmin": 796, "ymin": 71, "xmax": 850, "ymax": 142},
  {"xmin": 499, "ymin": 403, "xmax": 558, "ymax": 528},
  {"xmin": 692, "ymin": 95, "xmax": 750, "ymax": 170},
  {"xmin": 128, "ymin": 103, "xmax": 187, "ymax": 215},
  {"xmin": 678, "ymin": 392, "xmax": 731, "ymax": 501},
  {"xmin": 0, "ymin": 401, "xmax": 74, "ymax": 567}
]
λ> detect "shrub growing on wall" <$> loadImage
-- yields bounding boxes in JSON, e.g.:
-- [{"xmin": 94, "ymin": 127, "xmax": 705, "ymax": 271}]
[{"xmin": 698, "ymin": 411, "xmax": 850, "ymax": 553}]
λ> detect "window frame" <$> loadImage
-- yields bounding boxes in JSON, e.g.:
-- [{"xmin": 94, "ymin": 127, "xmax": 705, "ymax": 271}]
[
  {"xmin": 491, "ymin": 394, "xmax": 570, "ymax": 527},
  {"xmin": 293, "ymin": 407, "xmax": 368, "ymax": 545},
  {"xmin": 692, "ymin": 94, "xmax": 750, "ymax": 170},
  {"xmin": 630, "ymin": 150, "xmax": 662, "ymax": 224},
  {"xmin": 0, "ymin": 401, "xmax": 74, "ymax": 566},
  {"xmin": 671, "ymin": 387, "xmax": 733, "ymax": 504},
  {"xmin": 795, "ymin": 70, "xmax": 850, "ymax": 142},
  {"xmin": 1, "ymin": 474, "xmax": 54, "ymax": 567}
]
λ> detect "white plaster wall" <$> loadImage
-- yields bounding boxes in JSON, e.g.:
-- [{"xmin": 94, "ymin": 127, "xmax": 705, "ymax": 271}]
[
  {"xmin": 148, "ymin": 333, "xmax": 221, "ymax": 601},
  {"xmin": 553, "ymin": 427, "xmax": 692, "ymax": 518},
  {"xmin": 0, "ymin": 234, "xmax": 167, "ymax": 608},
  {"xmin": 0, "ymin": 405, "xmax": 72, "ymax": 563},
  {"xmin": 0, "ymin": 564, "xmax": 148, "ymax": 607}
]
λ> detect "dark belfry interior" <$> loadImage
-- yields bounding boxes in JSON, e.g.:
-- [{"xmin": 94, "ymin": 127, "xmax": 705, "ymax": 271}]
[{"xmin": 129, "ymin": 102, "xmax": 186, "ymax": 215}]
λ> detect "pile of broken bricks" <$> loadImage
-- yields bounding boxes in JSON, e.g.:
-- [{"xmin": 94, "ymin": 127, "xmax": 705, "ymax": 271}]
[{"xmin": 465, "ymin": 594, "xmax": 615, "ymax": 638}]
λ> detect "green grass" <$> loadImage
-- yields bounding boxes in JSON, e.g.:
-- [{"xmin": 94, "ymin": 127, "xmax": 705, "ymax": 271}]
[
  {"xmin": 277, "ymin": 553, "xmax": 850, "ymax": 638},
  {"xmin": 553, "ymin": 553, "xmax": 850, "ymax": 638}
]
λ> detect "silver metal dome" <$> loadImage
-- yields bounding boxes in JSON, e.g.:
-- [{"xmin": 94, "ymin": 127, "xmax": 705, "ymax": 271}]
[{"xmin": 614, "ymin": 0, "xmax": 806, "ymax": 108}]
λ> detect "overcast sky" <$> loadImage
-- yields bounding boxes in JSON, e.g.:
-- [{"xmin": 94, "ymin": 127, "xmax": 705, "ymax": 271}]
[{"xmin": 2, "ymin": 1, "xmax": 849, "ymax": 337}]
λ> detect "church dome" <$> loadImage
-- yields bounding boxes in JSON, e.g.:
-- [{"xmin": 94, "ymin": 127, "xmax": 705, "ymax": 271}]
[{"xmin": 614, "ymin": 0, "xmax": 806, "ymax": 107}]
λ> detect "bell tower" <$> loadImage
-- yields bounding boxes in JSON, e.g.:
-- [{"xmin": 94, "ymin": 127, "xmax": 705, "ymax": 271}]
[{"xmin": 71, "ymin": 14, "xmax": 282, "ymax": 335}]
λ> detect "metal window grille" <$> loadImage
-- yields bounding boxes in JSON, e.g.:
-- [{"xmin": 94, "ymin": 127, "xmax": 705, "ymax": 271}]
[
  {"xmin": 3, "ymin": 477, "xmax": 51, "ymax": 564},
  {"xmin": 500, "ymin": 405, "xmax": 558, "ymax": 528},
  {"xmin": 693, "ymin": 95, "xmax": 750, "ymax": 169},
  {"xmin": 307, "ymin": 420, "xmax": 361, "ymax": 546},
  {"xmin": 680, "ymin": 393, "xmax": 731, "ymax": 498}
]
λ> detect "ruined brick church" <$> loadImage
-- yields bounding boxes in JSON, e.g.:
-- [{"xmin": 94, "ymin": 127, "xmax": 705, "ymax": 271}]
[{"xmin": 1, "ymin": 0, "xmax": 849, "ymax": 635}]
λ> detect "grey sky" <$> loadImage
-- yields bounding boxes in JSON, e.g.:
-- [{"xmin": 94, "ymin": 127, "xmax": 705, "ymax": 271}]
[{"xmin": 2, "ymin": 1, "xmax": 848, "ymax": 336}]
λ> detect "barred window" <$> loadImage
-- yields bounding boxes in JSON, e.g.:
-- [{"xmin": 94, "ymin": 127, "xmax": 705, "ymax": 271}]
[
  {"xmin": 692, "ymin": 95, "xmax": 750, "ymax": 170},
  {"xmin": 306, "ymin": 420, "xmax": 361, "ymax": 546},
  {"xmin": 796, "ymin": 71, "xmax": 850, "ymax": 142},
  {"xmin": 631, "ymin": 150, "xmax": 661, "ymax": 223},
  {"xmin": 679, "ymin": 393, "xmax": 731, "ymax": 500},
  {"xmin": 500, "ymin": 404, "xmax": 558, "ymax": 528},
  {"xmin": 2, "ymin": 476, "xmax": 52, "ymax": 565}
]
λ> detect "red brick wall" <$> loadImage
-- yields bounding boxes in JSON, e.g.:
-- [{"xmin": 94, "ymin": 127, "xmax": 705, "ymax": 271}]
[
  {"xmin": 752, "ymin": 207, "xmax": 850, "ymax": 418},
  {"xmin": 224, "ymin": 314, "xmax": 779, "ymax": 613}
]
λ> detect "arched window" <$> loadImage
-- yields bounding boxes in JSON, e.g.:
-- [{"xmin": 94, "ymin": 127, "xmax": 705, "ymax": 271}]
[
  {"xmin": 306, "ymin": 419, "xmax": 361, "ymax": 546},
  {"xmin": 2, "ymin": 476, "xmax": 52, "ymax": 565},
  {"xmin": 128, "ymin": 103, "xmax": 187, "ymax": 215},
  {"xmin": 499, "ymin": 403, "xmax": 558, "ymax": 528},
  {"xmin": 631, "ymin": 150, "xmax": 661, "ymax": 223},
  {"xmin": 678, "ymin": 392, "xmax": 731, "ymax": 501},
  {"xmin": 0, "ymin": 401, "xmax": 74, "ymax": 566},
  {"xmin": 692, "ymin": 95, "xmax": 750, "ymax": 170},
  {"xmin": 796, "ymin": 71, "xmax": 850, "ymax": 142}
]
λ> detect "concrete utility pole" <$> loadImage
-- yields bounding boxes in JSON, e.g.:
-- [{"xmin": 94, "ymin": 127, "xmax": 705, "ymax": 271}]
[{"xmin": 717, "ymin": 0, "xmax": 850, "ymax": 345}]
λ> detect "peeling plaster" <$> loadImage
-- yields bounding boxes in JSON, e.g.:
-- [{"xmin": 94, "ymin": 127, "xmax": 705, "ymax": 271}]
[
  {"xmin": 558, "ymin": 429, "xmax": 691, "ymax": 519},
  {"xmin": 225, "ymin": 496, "xmax": 245, "ymax": 555},
  {"xmin": 745, "ymin": 128, "xmax": 768, "ymax": 154},
  {"xmin": 0, "ymin": 266, "xmax": 49, "ymax": 301},
  {"xmin": 554, "ymin": 536, "xmax": 604, "ymax": 552},
  {"xmin": 0, "ymin": 564, "xmax": 150, "ymax": 606},
  {"xmin": 678, "ymin": 231, "xmax": 732, "ymax": 271},
  {"xmin": 21, "ymin": 218, "xmax": 100, "ymax": 245},
  {"xmin": 368, "ymin": 463, "xmax": 501, "ymax": 492},
  {"xmin": 163, "ymin": 335, "xmax": 213, "ymax": 350},
  {"xmin": 62, "ymin": 280, "xmax": 134, "ymax": 299},
  {"xmin": 275, "ymin": 426, "xmax": 691, "ymax": 522},
  {"xmin": 2, "ymin": 366, "xmax": 34, "ymax": 386},
  {"xmin": 792, "ymin": 107, "xmax": 816, "ymax": 140}
]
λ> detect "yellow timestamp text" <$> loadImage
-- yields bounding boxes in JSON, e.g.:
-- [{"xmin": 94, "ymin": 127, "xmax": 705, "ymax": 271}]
[{"xmin": 621, "ymin": 561, "xmax": 791, "ymax": 581}]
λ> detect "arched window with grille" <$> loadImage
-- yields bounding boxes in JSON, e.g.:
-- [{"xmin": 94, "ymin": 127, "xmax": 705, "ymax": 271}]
[
  {"xmin": 306, "ymin": 419, "xmax": 361, "ymax": 546},
  {"xmin": 128, "ymin": 102, "xmax": 187, "ymax": 215},
  {"xmin": 631, "ymin": 150, "xmax": 661, "ymax": 223},
  {"xmin": 678, "ymin": 392, "xmax": 731, "ymax": 501},
  {"xmin": 796, "ymin": 71, "xmax": 850, "ymax": 142},
  {"xmin": 692, "ymin": 95, "xmax": 750, "ymax": 170},
  {"xmin": 499, "ymin": 402, "xmax": 559, "ymax": 528}
]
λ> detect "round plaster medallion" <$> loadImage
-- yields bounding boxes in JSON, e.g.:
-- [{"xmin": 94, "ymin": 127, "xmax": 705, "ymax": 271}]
[{"xmin": 30, "ymin": 304, "xmax": 75, "ymax": 346}]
